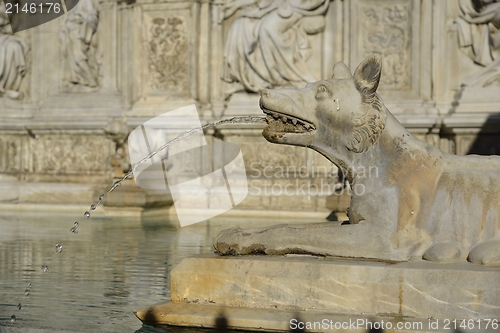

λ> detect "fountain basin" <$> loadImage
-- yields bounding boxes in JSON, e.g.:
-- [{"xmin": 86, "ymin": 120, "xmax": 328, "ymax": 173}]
[{"xmin": 134, "ymin": 254, "xmax": 500, "ymax": 331}]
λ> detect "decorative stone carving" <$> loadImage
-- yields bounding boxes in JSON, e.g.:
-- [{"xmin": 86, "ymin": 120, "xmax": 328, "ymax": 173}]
[
  {"xmin": 0, "ymin": 136, "xmax": 22, "ymax": 172},
  {"xmin": 31, "ymin": 135, "xmax": 113, "ymax": 174},
  {"xmin": 222, "ymin": 0, "xmax": 330, "ymax": 97},
  {"xmin": 359, "ymin": 2, "xmax": 410, "ymax": 90},
  {"xmin": 148, "ymin": 16, "xmax": 189, "ymax": 94},
  {"xmin": 239, "ymin": 142, "xmax": 303, "ymax": 175},
  {"xmin": 456, "ymin": 0, "xmax": 500, "ymax": 86},
  {"xmin": 214, "ymin": 54, "xmax": 500, "ymax": 266},
  {"xmin": 60, "ymin": 0, "xmax": 100, "ymax": 88},
  {"xmin": 0, "ymin": 10, "xmax": 29, "ymax": 100}
]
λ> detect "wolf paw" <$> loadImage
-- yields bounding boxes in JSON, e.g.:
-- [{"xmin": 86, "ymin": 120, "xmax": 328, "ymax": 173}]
[
  {"xmin": 422, "ymin": 243, "xmax": 462, "ymax": 263},
  {"xmin": 213, "ymin": 227, "xmax": 266, "ymax": 255},
  {"xmin": 467, "ymin": 240, "xmax": 500, "ymax": 266}
]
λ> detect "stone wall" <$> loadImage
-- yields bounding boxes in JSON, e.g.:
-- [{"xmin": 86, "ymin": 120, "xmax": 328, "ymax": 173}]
[{"xmin": 0, "ymin": 0, "xmax": 499, "ymax": 213}]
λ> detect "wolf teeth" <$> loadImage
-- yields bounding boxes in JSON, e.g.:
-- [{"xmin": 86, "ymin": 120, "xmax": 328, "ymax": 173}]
[{"xmin": 265, "ymin": 111, "xmax": 315, "ymax": 131}]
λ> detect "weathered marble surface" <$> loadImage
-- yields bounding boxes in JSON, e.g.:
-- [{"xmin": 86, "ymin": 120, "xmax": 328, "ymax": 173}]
[
  {"xmin": 134, "ymin": 254, "xmax": 500, "ymax": 329},
  {"xmin": 0, "ymin": 10, "xmax": 28, "ymax": 100},
  {"xmin": 456, "ymin": 0, "xmax": 500, "ymax": 87},
  {"xmin": 0, "ymin": 0, "xmax": 499, "ymax": 211},
  {"xmin": 60, "ymin": 0, "xmax": 100, "ymax": 89},
  {"xmin": 134, "ymin": 302, "xmax": 437, "ymax": 332},
  {"xmin": 214, "ymin": 54, "xmax": 500, "ymax": 265},
  {"xmin": 222, "ymin": 0, "xmax": 330, "ymax": 96}
]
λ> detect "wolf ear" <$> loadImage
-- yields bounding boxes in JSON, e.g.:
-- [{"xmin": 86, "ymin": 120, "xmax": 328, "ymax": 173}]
[
  {"xmin": 353, "ymin": 54, "xmax": 382, "ymax": 97},
  {"xmin": 331, "ymin": 62, "xmax": 352, "ymax": 79}
]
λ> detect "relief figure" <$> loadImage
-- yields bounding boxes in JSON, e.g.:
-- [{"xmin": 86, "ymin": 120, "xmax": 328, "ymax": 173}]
[
  {"xmin": 60, "ymin": 0, "xmax": 99, "ymax": 88},
  {"xmin": 222, "ymin": 0, "xmax": 330, "ymax": 97},
  {"xmin": 0, "ymin": 10, "xmax": 29, "ymax": 100},
  {"xmin": 456, "ymin": 0, "xmax": 500, "ymax": 86}
]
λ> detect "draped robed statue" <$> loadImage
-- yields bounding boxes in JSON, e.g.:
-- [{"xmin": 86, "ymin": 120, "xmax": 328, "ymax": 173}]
[
  {"xmin": 0, "ymin": 9, "xmax": 29, "ymax": 100},
  {"xmin": 222, "ymin": 0, "xmax": 330, "ymax": 98},
  {"xmin": 456, "ymin": 0, "xmax": 500, "ymax": 86}
]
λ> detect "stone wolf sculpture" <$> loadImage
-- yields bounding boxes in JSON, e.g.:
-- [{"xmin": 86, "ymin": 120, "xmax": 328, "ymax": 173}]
[{"xmin": 214, "ymin": 54, "xmax": 500, "ymax": 265}]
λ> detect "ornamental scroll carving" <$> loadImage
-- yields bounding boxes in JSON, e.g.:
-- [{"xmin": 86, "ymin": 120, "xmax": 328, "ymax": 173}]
[
  {"xmin": 148, "ymin": 16, "xmax": 189, "ymax": 94},
  {"xmin": 31, "ymin": 135, "xmax": 113, "ymax": 174},
  {"xmin": 221, "ymin": 0, "xmax": 330, "ymax": 97},
  {"xmin": 360, "ymin": 2, "xmax": 410, "ymax": 90},
  {"xmin": 455, "ymin": 0, "xmax": 500, "ymax": 87}
]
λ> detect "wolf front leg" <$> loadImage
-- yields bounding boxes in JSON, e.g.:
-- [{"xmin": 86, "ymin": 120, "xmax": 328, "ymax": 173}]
[{"xmin": 213, "ymin": 221, "xmax": 412, "ymax": 262}]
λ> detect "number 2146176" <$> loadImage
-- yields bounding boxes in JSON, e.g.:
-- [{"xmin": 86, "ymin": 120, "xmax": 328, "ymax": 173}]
[{"xmin": 5, "ymin": 2, "xmax": 61, "ymax": 14}]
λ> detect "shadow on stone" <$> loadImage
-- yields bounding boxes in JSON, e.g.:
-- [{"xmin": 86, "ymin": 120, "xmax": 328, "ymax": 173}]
[
  {"xmin": 326, "ymin": 211, "xmax": 338, "ymax": 221},
  {"xmin": 467, "ymin": 114, "xmax": 500, "ymax": 155},
  {"xmin": 215, "ymin": 311, "xmax": 229, "ymax": 332}
]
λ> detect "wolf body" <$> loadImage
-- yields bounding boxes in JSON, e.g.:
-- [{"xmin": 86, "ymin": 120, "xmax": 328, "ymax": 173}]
[{"xmin": 214, "ymin": 54, "xmax": 500, "ymax": 265}]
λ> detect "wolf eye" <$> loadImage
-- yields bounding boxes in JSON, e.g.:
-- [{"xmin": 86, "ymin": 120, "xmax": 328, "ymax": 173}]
[{"xmin": 315, "ymin": 84, "xmax": 329, "ymax": 100}]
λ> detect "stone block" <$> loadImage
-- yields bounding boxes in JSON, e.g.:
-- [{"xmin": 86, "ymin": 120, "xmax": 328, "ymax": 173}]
[{"xmin": 169, "ymin": 255, "xmax": 500, "ymax": 320}]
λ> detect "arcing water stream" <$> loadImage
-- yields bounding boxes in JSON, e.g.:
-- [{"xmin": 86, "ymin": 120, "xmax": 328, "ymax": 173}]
[
  {"xmin": 83, "ymin": 115, "xmax": 267, "ymax": 218},
  {"xmin": 8, "ymin": 115, "xmax": 267, "ymax": 329}
]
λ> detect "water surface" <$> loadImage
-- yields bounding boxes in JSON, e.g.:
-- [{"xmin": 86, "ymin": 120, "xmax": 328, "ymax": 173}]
[{"xmin": 0, "ymin": 209, "xmax": 318, "ymax": 332}]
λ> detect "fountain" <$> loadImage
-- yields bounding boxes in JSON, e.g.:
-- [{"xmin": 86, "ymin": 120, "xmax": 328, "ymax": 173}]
[
  {"xmin": 133, "ymin": 54, "xmax": 500, "ymax": 332},
  {"xmin": 3, "ymin": 115, "xmax": 266, "ymax": 331}
]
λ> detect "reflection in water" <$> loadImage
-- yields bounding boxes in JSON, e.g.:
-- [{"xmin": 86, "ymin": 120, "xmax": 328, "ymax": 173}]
[{"xmin": 0, "ymin": 210, "xmax": 311, "ymax": 332}]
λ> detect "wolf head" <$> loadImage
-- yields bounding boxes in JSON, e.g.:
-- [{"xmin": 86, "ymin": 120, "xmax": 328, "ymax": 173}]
[{"xmin": 260, "ymin": 54, "xmax": 387, "ymax": 160}]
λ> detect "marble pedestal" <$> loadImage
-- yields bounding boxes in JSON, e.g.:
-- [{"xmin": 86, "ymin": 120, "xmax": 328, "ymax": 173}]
[{"xmin": 134, "ymin": 254, "xmax": 500, "ymax": 332}]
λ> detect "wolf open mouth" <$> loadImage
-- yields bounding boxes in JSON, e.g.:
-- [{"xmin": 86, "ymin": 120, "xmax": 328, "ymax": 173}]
[{"xmin": 261, "ymin": 106, "xmax": 316, "ymax": 134}]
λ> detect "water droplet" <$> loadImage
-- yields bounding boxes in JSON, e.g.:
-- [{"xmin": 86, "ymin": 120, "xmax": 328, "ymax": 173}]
[
  {"xmin": 28, "ymin": 283, "xmax": 31, "ymax": 288},
  {"xmin": 84, "ymin": 211, "xmax": 90, "ymax": 218},
  {"xmin": 98, "ymin": 195, "xmax": 104, "ymax": 201},
  {"xmin": 70, "ymin": 221, "xmax": 79, "ymax": 234},
  {"xmin": 10, "ymin": 315, "xmax": 16, "ymax": 323},
  {"xmin": 41, "ymin": 264, "xmax": 49, "ymax": 272},
  {"xmin": 17, "ymin": 303, "xmax": 22, "ymax": 310},
  {"xmin": 24, "ymin": 289, "xmax": 30, "ymax": 296},
  {"xmin": 55, "ymin": 244, "xmax": 63, "ymax": 253},
  {"xmin": 90, "ymin": 203, "xmax": 97, "ymax": 211}
]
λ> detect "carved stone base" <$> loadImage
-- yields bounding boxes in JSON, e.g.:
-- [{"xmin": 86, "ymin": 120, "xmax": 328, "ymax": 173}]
[
  {"xmin": 134, "ymin": 302, "xmax": 436, "ymax": 332},
  {"xmin": 134, "ymin": 254, "xmax": 500, "ymax": 331}
]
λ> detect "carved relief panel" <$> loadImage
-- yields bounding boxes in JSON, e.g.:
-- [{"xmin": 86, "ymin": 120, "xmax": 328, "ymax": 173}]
[
  {"xmin": 147, "ymin": 16, "xmax": 189, "ymax": 95},
  {"xmin": 359, "ymin": 2, "xmax": 411, "ymax": 90},
  {"xmin": 455, "ymin": 0, "xmax": 500, "ymax": 88},
  {"xmin": 220, "ymin": 0, "xmax": 331, "ymax": 98},
  {"xmin": 348, "ymin": 0, "xmax": 432, "ymax": 110},
  {"xmin": 136, "ymin": 2, "xmax": 194, "ymax": 103},
  {"xmin": 31, "ymin": 134, "xmax": 113, "ymax": 174},
  {"xmin": 0, "ymin": 7, "xmax": 30, "ymax": 102},
  {"xmin": 434, "ymin": 0, "xmax": 500, "ymax": 114},
  {"xmin": 60, "ymin": 0, "xmax": 100, "ymax": 91},
  {"xmin": 0, "ymin": 136, "xmax": 25, "ymax": 173}
]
